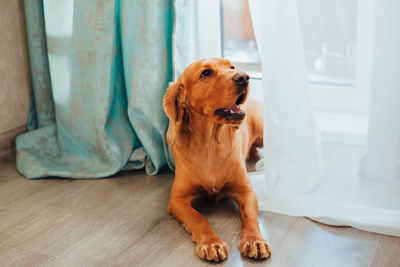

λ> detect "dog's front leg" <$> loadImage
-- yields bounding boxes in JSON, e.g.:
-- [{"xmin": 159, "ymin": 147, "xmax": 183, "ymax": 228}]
[
  {"xmin": 230, "ymin": 190, "xmax": 271, "ymax": 260},
  {"xmin": 168, "ymin": 194, "xmax": 228, "ymax": 262}
]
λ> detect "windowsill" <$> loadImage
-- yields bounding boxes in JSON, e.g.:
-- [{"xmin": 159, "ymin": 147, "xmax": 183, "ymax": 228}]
[
  {"xmin": 313, "ymin": 111, "xmax": 368, "ymax": 146},
  {"xmin": 248, "ymin": 71, "xmax": 262, "ymax": 80}
]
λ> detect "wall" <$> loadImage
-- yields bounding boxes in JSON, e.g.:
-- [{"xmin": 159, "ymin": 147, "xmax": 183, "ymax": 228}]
[{"xmin": 0, "ymin": 0, "xmax": 31, "ymax": 156}]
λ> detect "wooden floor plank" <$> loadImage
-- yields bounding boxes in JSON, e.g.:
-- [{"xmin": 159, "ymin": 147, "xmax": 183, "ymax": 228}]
[
  {"xmin": 271, "ymin": 218, "xmax": 380, "ymax": 267},
  {"xmin": 371, "ymin": 235, "xmax": 400, "ymax": 267},
  {"xmin": 0, "ymin": 153, "xmax": 399, "ymax": 266},
  {"xmin": 0, "ymin": 242, "xmax": 55, "ymax": 267}
]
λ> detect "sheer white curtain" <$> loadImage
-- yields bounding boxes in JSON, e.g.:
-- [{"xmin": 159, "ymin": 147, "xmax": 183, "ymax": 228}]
[{"xmin": 249, "ymin": 0, "xmax": 400, "ymax": 236}]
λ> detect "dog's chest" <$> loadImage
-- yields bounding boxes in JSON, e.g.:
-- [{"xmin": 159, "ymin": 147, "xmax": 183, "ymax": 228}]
[
  {"xmin": 190, "ymin": 140, "xmax": 242, "ymax": 194},
  {"xmin": 175, "ymin": 127, "xmax": 244, "ymax": 195},
  {"xmin": 196, "ymin": 164, "xmax": 235, "ymax": 196}
]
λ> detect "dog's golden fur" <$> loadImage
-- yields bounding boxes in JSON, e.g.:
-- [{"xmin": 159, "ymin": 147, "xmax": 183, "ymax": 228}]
[{"xmin": 163, "ymin": 58, "xmax": 270, "ymax": 262}]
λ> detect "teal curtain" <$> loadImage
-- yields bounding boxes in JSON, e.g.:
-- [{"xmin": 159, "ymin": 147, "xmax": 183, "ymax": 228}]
[{"xmin": 17, "ymin": 0, "xmax": 189, "ymax": 179}]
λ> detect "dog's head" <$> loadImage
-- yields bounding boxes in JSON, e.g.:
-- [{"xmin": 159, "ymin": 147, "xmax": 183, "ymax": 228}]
[{"xmin": 163, "ymin": 58, "xmax": 249, "ymax": 143}]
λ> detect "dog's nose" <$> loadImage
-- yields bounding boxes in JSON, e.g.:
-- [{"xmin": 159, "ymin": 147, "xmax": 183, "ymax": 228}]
[{"xmin": 232, "ymin": 72, "xmax": 250, "ymax": 87}]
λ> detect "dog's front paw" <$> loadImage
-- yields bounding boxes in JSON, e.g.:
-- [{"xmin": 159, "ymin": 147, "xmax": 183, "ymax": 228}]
[
  {"xmin": 239, "ymin": 235, "xmax": 271, "ymax": 260},
  {"xmin": 196, "ymin": 237, "xmax": 228, "ymax": 262}
]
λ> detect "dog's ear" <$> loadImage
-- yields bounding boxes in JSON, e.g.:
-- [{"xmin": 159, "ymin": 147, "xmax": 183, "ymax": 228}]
[
  {"xmin": 163, "ymin": 81, "xmax": 189, "ymax": 145},
  {"xmin": 163, "ymin": 81, "xmax": 185, "ymax": 123}
]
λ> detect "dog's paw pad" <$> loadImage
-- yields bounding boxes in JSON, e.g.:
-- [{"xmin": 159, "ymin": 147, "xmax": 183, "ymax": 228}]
[
  {"xmin": 196, "ymin": 239, "xmax": 228, "ymax": 262},
  {"xmin": 239, "ymin": 239, "xmax": 271, "ymax": 260}
]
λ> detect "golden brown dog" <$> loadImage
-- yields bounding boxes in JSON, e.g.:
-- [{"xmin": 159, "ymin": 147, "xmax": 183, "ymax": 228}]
[{"xmin": 163, "ymin": 58, "xmax": 270, "ymax": 262}]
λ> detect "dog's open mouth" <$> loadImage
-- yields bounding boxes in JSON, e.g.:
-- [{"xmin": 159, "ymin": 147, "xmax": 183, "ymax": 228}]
[{"xmin": 214, "ymin": 93, "xmax": 246, "ymax": 120}]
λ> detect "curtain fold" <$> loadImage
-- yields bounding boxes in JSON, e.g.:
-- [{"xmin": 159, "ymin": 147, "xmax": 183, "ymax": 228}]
[
  {"xmin": 362, "ymin": 0, "xmax": 400, "ymax": 182},
  {"xmin": 17, "ymin": 0, "xmax": 189, "ymax": 179},
  {"xmin": 23, "ymin": 0, "xmax": 55, "ymax": 130},
  {"xmin": 250, "ymin": 0, "xmax": 400, "ymax": 236}
]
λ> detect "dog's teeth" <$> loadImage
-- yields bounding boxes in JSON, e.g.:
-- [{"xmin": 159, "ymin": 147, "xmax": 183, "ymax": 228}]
[{"xmin": 230, "ymin": 110, "xmax": 233, "ymax": 113}]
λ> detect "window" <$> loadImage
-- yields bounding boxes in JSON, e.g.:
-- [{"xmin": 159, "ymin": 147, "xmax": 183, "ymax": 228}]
[
  {"xmin": 299, "ymin": 0, "xmax": 358, "ymax": 87},
  {"xmin": 221, "ymin": 0, "xmax": 261, "ymax": 73},
  {"xmin": 192, "ymin": 0, "xmax": 374, "ymax": 145},
  {"xmin": 190, "ymin": 0, "xmax": 262, "ymax": 99}
]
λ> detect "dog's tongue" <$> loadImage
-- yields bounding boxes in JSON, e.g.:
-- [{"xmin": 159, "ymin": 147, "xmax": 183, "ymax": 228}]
[{"xmin": 223, "ymin": 104, "xmax": 242, "ymax": 113}]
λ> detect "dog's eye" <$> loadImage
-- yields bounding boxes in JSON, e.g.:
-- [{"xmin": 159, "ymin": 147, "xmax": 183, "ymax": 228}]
[
  {"xmin": 200, "ymin": 69, "xmax": 213, "ymax": 78},
  {"xmin": 230, "ymin": 66, "xmax": 235, "ymax": 69}
]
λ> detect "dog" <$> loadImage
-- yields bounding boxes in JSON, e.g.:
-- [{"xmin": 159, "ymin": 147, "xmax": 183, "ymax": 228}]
[{"xmin": 163, "ymin": 58, "xmax": 270, "ymax": 262}]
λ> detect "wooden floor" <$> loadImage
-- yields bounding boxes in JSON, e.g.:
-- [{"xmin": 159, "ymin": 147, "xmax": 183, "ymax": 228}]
[{"xmin": 0, "ymin": 153, "xmax": 399, "ymax": 267}]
